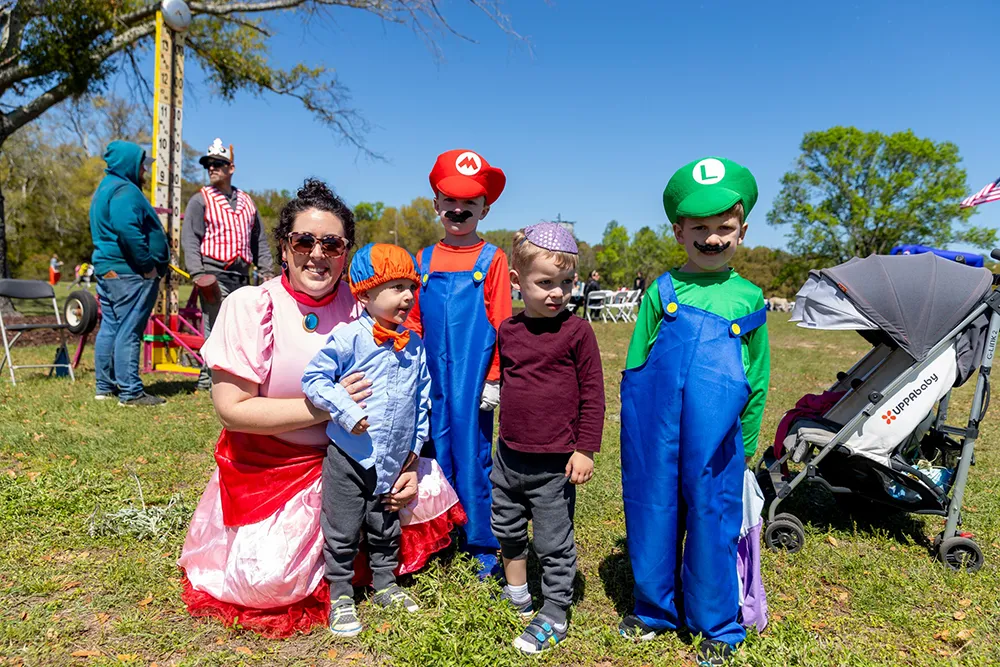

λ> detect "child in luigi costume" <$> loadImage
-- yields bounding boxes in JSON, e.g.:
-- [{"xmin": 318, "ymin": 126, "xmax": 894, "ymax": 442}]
[
  {"xmin": 404, "ymin": 149, "xmax": 512, "ymax": 578},
  {"xmin": 618, "ymin": 157, "xmax": 770, "ymax": 666}
]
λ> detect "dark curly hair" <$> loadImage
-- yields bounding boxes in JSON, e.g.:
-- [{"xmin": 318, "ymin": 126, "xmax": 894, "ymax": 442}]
[{"xmin": 273, "ymin": 178, "xmax": 356, "ymax": 252}]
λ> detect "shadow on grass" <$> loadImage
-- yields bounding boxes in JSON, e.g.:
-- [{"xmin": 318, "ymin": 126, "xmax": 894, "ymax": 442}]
[
  {"xmin": 768, "ymin": 483, "xmax": 931, "ymax": 547},
  {"xmin": 598, "ymin": 537, "xmax": 633, "ymax": 618},
  {"xmin": 145, "ymin": 378, "xmax": 200, "ymax": 398}
]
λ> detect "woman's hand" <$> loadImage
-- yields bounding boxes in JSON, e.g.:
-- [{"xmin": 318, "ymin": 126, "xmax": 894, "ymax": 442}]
[
  {"xmin": 384, "ymin": 470, "xmax": 418, "ymax": 511},
  {"xmin": 339, "ymin": 371, "xmax": 372, "ymax": 409}
]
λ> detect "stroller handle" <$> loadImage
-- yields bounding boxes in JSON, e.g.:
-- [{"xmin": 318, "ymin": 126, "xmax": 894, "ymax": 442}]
[{"xmin": 991, "ymin": 249, "xmax": 1000, "ymax": 262}]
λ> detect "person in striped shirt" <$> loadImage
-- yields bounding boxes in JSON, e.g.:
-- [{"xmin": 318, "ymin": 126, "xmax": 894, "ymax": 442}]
[{"xmin": 182, "ymin": 138, "xmax": 275, "ymax": 391}]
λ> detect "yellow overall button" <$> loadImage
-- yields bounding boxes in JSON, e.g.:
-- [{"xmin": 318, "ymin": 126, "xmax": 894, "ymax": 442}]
[
  {"xmin": 731, "ymin": 323, "xmax": 741, "ymax": 335},
  {"xmin": 666, "ymin": 302, "xmax": 678, "ymax": 314},
  {"xmin": 473, "ymin": 271, "xmax": 484, "ymax": 281},
  {"xmin": 422, "ymin": 274, "xmax": 429, "ymax": 284}
]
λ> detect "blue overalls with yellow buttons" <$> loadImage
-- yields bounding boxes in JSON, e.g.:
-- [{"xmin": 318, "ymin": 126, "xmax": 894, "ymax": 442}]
[
  {"xmin": 417, "ymin": 243, "xmax": 500, "ymax": 553},
  {"xmin": 620, "ymin": 272, "xmax": 765, "ymax": 647}
]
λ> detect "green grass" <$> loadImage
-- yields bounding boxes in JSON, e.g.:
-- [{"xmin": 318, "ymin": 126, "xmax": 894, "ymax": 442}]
[{"xmin": 2, "ymin": 314, "xmax": 1000, "ymax": 665}]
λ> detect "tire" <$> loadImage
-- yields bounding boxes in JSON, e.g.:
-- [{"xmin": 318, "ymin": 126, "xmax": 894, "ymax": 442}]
[
  {"xmin": 765, "ymin": 514, "xmax": 806, "ymax": 553},
  {"xmin": 64, "ymin": 290, "xmax": 98, "ymax": 335},
  {"xmin": 938, "ymin": 536, "xmax": 984, "ymax": 573}
]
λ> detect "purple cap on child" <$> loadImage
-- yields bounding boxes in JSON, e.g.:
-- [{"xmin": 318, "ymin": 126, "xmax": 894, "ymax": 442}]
[{"xmin": 524, "ymin": 222, "xmax": 578, "ymax": 254}]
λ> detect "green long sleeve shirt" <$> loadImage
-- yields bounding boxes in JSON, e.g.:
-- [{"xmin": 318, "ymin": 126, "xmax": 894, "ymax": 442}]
[{"xmin": 625, "ymin": 269, "xmax": 771, "ymax": 456}]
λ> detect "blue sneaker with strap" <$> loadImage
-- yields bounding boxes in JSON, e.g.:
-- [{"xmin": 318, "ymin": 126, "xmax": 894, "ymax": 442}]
[{"xmin": 512, "ymin": 613, "xmax": 567, "ymax": 654}]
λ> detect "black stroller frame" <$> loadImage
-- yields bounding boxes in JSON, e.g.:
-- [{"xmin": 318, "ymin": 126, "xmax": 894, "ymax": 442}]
[{"xmin": 759, "ymin": 266, "xmax": 1000, "ymax": 572}]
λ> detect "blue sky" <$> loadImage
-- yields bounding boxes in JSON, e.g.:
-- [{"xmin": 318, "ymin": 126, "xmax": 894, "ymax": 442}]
[{"xmin": 161, "ymin": 0, "xmax": 1000, "ymax": 248}]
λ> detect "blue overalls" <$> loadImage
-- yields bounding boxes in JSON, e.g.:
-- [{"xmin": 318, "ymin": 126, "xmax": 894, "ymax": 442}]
[
  {"xmin": 620, "ymin": 273, "xmax": 765, "ymax": 647},
  {"xmin": 417, "ymin": 243, "xmax": 500, "ymax": 551}
]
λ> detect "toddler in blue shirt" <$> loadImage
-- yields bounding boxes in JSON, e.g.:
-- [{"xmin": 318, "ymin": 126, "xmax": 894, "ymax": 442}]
[{"xmin": 302, "ymin": 243, "xmax": 430, "ymax": 638}]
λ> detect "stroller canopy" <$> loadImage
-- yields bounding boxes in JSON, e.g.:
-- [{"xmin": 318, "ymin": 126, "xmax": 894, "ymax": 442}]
[{"xmin": 792, "ymin": 253, "xmax": 993, "ymax": 361}]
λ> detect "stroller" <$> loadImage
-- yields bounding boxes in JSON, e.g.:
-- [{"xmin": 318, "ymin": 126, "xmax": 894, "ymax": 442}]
[{"xmin": 757, "ymin": 252, "xmax": 1000, "ymax": 572}]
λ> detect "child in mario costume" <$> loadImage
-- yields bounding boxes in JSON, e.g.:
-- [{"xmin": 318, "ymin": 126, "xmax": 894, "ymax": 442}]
[
  {"xmin": 618, "ymin": 157, "xmax": 770, "ymax": 666},
  {"xmin": 404, "ymin": 149, "xmax": 511, "ymax": 577}
]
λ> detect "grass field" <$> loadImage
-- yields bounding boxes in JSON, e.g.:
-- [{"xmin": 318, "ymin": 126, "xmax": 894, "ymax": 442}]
[{"xmin": 2, "ymin": 313, "xmax": 1000, "ymax": 666}]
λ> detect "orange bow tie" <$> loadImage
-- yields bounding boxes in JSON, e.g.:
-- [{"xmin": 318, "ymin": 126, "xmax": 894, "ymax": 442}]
[{"xmin": 373, "ymin": 321, "xmax": 410, "ymax": 352}]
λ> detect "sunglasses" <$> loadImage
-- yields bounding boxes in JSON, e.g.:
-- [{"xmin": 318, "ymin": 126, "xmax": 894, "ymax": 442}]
[
  {"xmin": 204, "ymin": 160, "xmax": 229, "ymax": 171},
  {"xmin": 287, "ymin": 232, "xmax": 351, "ymax": 258}
]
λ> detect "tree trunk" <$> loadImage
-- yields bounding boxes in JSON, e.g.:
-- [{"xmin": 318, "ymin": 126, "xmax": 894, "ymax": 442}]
[{"xmin": 0, "ymin": 175, "xmax": 16, "ymax": 316}]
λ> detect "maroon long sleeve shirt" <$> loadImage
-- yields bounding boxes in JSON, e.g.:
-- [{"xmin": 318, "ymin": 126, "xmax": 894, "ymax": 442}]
[{"xmin": 497, "ymin": 310, "xmax": 605, "ymax": 454}]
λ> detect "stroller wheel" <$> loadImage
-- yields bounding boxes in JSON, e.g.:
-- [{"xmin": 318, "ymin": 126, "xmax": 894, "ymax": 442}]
[
  {"xmin": 765, "ymin": 514, "xmax": 806, "ymax": 553},
  {"xmin": 938, "ymin": 537, "xmax": 984, "ymax": 573}
]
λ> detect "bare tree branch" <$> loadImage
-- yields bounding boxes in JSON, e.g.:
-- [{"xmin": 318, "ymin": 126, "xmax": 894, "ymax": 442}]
[{"xmin": 216, "ymin": 14, "xmax": 273, "ymax": 37}]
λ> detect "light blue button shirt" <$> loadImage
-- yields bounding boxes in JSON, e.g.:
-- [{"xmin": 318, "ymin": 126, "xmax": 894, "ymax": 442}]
[{"xmin": 302, "ymin": 313, "xmax": 431, "ymax": 494}]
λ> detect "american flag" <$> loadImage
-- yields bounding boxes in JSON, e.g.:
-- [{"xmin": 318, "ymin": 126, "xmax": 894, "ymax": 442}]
[{"xmin": 960, "ymin": 176, "xmax": 1000, "ymax": 208}]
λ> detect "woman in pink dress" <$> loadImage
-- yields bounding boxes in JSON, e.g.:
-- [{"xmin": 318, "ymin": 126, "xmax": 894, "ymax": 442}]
[{"xmin": 179, "ymin": 180, "xmax": 465, "ymax": 638}]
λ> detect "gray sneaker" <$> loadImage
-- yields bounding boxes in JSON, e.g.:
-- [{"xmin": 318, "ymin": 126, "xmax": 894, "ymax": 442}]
[
  {"xmin": 372, "ymin": 584, "xmax": 419, "ymax": 612},
  {"xmin": 512, "ymin": 613, "xmax": 568, "ymax": 654},
  {"xmin": 329, "ymin": 596, "xmax": 362, "ymax": 637},
  {"xmin": 118, "ymin": 392, "xmax": 166, "ymax": 407}
]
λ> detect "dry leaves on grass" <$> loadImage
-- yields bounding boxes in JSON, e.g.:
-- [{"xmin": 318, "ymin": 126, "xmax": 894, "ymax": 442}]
[
  {"xmin": 116, "ymin": 654, "xmax": 137, "ymax": 662},
  {"xmin": 957, "ymin": 629, "xmax": 975, "ymax": 641},
  {"xmin": 826, "ymin": 536, "xmax": 839, "ymax": 547},
  {"xmin": 70, "ymin": 649, "xmax": 101, "ymax": 657},
  {"xmin": 233, "ymin": 647, "xmax": 252, "ymax": 655},
  {"xmin": 326, "ymin": 649, "xmax": 338, "ymax": 660},
  {"xmin": 953, "ymin": 610, "xmax": 967, "ymax": 620},
  {"xmin": 137, "ymin": 595, "xmax": 153, "ymax": 607},
  {"xmin": 959, "ymin": 598, "xmax": 972, "ymax": 607}
]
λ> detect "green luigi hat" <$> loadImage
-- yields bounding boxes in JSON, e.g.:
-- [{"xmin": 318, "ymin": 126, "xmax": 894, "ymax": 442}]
[{"xmin": 662, "ymin": 157, "xmax": 758, "ymax": 225}]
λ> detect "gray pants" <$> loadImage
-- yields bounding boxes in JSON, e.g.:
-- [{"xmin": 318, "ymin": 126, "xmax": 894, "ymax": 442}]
[
  {"xmin": 490, "ymin": 440, "xmax": 577, "ymax": 623},
  {"xmin": 321, "ymin": 444, "xmax": 401, "ymax": 599},
  {"xmin": 197, "ymin": 268, "xmax": 248, "ymax": 388}
]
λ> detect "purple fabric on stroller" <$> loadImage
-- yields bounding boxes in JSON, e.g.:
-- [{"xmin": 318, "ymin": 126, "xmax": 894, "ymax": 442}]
[{"xmin": 737, "ymin": 522, "xmax": 768, "ymax": 631}]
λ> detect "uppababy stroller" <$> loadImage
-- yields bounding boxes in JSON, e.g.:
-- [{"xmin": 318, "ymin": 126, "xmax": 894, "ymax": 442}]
[{"xmin": 757, "ymin": 252, "xmax": 1000, "ymax": 572}]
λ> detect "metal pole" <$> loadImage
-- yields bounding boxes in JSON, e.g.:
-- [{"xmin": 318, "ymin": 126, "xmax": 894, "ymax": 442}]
[{"xmin": 942, "ymin": 308, "xmax": 1000, "ymax": 538}]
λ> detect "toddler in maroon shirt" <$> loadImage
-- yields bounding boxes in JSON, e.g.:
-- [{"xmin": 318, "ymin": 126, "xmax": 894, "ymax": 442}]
[{"xmin": 490, "ymin": 222, "xmax": 605, "ymax": 654}]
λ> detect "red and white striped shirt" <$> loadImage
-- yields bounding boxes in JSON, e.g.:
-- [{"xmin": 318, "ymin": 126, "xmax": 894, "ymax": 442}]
[{"xmin": 199, "ymin": 186, "xmax": 258, "ymax": 264}]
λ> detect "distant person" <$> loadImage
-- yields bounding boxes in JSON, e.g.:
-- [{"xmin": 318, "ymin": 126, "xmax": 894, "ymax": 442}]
[
  {"xmin": 633, "ymin": 270, "xmax": 646, "ymax": 292},
  {"xmin": 583, "ymin": 270, "xmax": 602, "ymax": 319},
  {"xmin": 89, "ymin": 141, "xmax": 168, "ymax": 407},
  {"xmin": 182, "ymin": 138, "xmax": 274, "ymax": 392},
  {"xmin": 48, "ymin": 254, "xmax": 62, "ymax": 285}
]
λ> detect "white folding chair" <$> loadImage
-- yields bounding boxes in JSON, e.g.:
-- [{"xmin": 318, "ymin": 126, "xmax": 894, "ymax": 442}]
[
  {"xmin": 0, "ymin": 279, "xmax": 75, "ymax": 385},
  {"xmin": 585, "ymin": 290, "xmax": 612, "ymax": 322},
  {"xmin": 604, "ymin": 291, "xmax": 629, "ymax": 323},
  {"xmin": 619, "ymin": 289, "xmax": 641, "ymax": 322}
]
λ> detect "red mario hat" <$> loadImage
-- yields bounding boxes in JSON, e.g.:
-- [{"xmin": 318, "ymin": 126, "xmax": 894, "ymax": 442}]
[{"xmin": 429, "ymin": 149, "xmax": 506, "ymax": 205}]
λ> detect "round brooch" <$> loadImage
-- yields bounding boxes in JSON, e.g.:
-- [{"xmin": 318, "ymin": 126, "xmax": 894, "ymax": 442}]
[{"xmin": 302, "ymin": 312, "xmax": 319, "ymax": 332}]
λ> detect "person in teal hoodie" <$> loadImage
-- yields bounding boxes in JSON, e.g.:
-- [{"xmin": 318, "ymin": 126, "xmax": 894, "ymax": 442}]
[{"xmin": 89, "ymin": 140, "xmax": 169, "ymax": 407}]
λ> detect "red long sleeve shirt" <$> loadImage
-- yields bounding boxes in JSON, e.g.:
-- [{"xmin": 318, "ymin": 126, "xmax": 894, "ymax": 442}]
[
  {"xmin": 497, "ymin": 311, "xmax": 605, "ymax": 454},
  {"xmin": 404, "ymin": 240, "xmax": 511, "ymax": 382}
]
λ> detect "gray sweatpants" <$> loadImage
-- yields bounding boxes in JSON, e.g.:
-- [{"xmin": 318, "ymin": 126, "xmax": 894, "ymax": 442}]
[
  {"xmin": 490, "ymin": 440, "xmax": 577, "ymax": 624},
  {"xmin": 321, "ymin": 444, "xmax": 401, "ymax": 599}
]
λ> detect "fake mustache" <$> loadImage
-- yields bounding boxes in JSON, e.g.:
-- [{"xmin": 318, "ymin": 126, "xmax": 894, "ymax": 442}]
[
  {"xmin": 694, "ymin": 240, "xmax": 731, "ymax": 254},
  {"xmin": 445, "ymin": 210, "xmax": 474, "ymax": 223}
]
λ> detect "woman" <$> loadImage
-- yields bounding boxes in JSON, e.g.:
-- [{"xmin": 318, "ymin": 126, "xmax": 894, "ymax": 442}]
[
  {"xmin": 633, "ymin": 270, "xmax": 645, "ymax": 292},
  {"xmin": 179, "ymin": 180, "xmax": 464, "ymax": 637}
]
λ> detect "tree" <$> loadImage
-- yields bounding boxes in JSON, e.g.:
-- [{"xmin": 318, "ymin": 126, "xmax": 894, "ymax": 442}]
[
  {"xmin": 595, "ymin": 220, "xmax": 630, "ymax": 288},
  {"xmin": 630, "ymin": 225, "xmax": 685, "ymax": 282},
  {"xmin": 768, "ymin": 126, "xmax": 993, "ymax": 264},
  {"xmin": 0, "ymin": 0, "xmax": 521, "ymax": 311}
]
